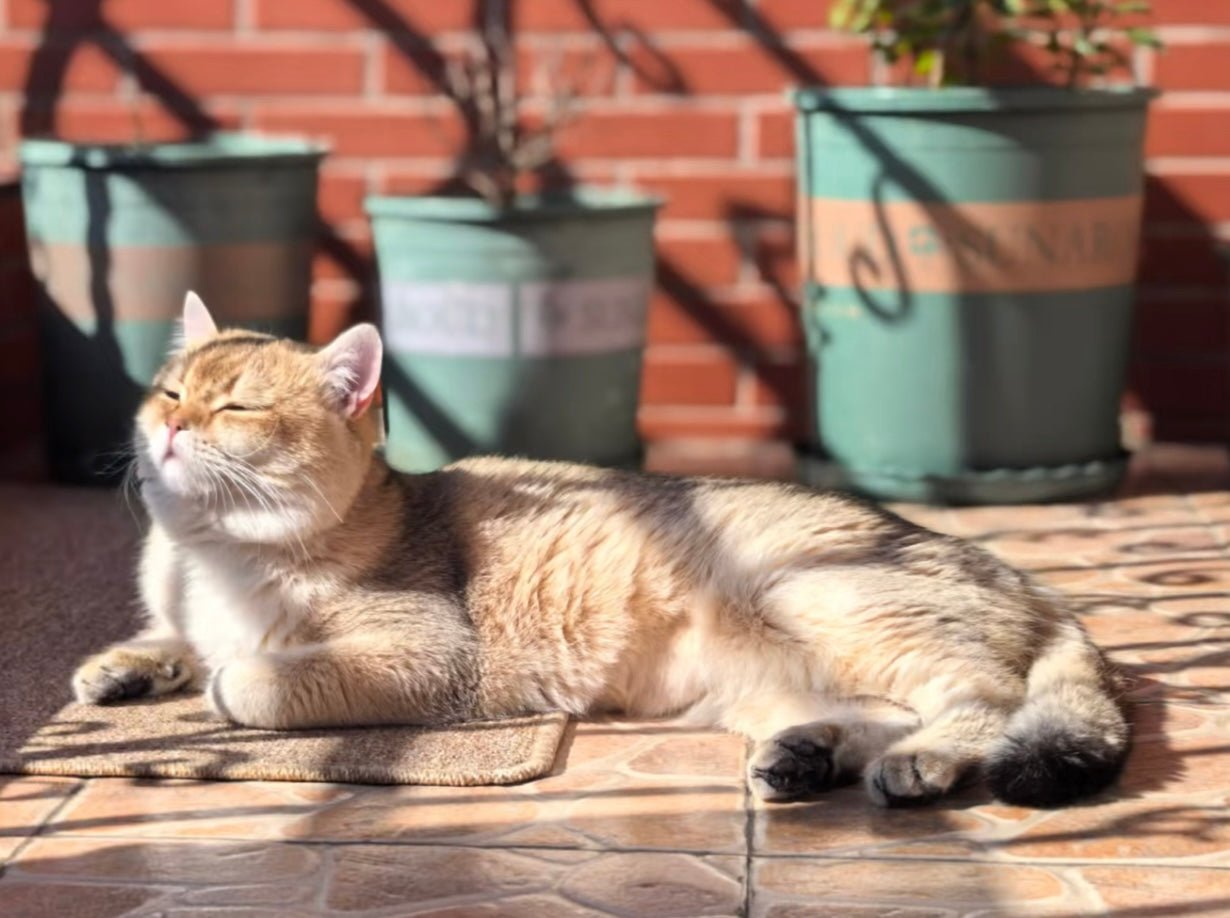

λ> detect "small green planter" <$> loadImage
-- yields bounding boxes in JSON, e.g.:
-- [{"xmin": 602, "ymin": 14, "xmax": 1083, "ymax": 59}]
[
  {"xmin": 367, "ymin": 189, "xmax": 661, "ymax": 471},
  {"xmin": 792, "ymin": 86, "xmax": 1155, "ymax": 504},
  {"xmin": 20, "ymin": 133, "xmax": 325, "ymax": 484}
]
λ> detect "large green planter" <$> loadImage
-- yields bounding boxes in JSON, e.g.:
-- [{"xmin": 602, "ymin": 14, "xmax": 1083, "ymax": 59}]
[
  {"xmin": 20, "ymin": 133, "xmax": 325, "ymax": 484},
  {"xmin": 792, "ymin": 86, "xmax": 1155, "ymax": 504},
  {"xmin": 367, "ymin": 189, "xmax": 661, "ymax": 471}
]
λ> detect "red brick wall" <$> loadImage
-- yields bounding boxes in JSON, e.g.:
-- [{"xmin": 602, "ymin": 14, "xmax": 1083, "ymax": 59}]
[{"xmin": 0, "ymin": 0, "xmax": 1226, "ymax": 452}]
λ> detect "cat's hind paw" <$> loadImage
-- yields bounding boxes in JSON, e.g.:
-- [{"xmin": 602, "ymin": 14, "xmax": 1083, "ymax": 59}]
[
  {"xmin": 865, "ymin": 750, "xmax": 960, "ymax": 807},
  {"xmin": 72, "ymin": 646, "xmax": 194, "ymax": 705},
  {"xmin": 748, "ymin": 723, "xmax": 846, "ymax": 802}
]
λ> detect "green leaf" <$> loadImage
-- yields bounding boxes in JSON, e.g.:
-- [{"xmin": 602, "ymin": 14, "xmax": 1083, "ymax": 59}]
[
  {"xmin": 914, "ymin": 47, "xmax": 939, "ymax": 74},
  {"xmin": 1126, "ymin": 27, "xmax": 1163, "ymax": 48}
]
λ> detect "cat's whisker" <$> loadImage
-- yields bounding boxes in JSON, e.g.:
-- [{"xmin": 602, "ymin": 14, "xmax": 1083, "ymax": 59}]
[
  {"xmin": 301, "ymin": 474, "xmax": 345, "ymax": 525},
  {"xmin": 218, "ymin": 460, "xmax": 312, "ymax": 561}
]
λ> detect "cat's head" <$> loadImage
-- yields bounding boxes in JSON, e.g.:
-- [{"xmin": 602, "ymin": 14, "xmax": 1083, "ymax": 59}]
[{"xmin": 135, "ymin": 292, "xmax": 384, "ymax": 543}]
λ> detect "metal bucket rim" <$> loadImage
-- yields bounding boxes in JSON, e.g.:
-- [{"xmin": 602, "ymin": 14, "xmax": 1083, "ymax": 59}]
[
  {"xmin": 364, "ymin": 187, "xmax": 664, "ymax": 224},
  {"xmin": 790, "ymin": 84, "xmax": 1158, "ymax": 115},
  {"xmin": 19, "ymin": 132, "xmax": 329, "ymax": 170}
]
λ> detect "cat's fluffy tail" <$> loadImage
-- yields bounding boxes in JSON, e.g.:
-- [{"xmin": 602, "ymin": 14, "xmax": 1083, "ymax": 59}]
[{"xmin": 984, "ymin": 618, "xmax": 1132, "ymax": 807}]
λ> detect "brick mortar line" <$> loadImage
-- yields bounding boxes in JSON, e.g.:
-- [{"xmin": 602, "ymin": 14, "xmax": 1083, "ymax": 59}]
[
  {"xmin": 1154, "ymin": 25, "xmax": 1230, "ymax": 41},
  {"xmin": 1148, "ymin": 158, "xmax": 1230, "ymax": 172},
  {"xmin": 234, "ymin": 0, "xmax": 255, "ymax": 35},
  {"xmin": 363, "ymin": 31, "xmax": 383, "ymax": 99},
  {"xmin": 122, "ymin": 33, "xmax": 375, "ymax": 49},
  {"xmin": 647, "ymin": 343, "xmax": 746, "ymax": 360},
  {"xmin": 1154, "ymin": 91, "xmax": 1230, "ymax": 106},
  {"xmin": 733, "ymin": 361, "xmax": 762, "ymax": 411}
]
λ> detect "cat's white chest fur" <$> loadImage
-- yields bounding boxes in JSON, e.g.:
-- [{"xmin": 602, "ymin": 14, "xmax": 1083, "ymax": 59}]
[{"xmin": 180, "ymin": 548, "xmax": 308, "ymax": 673}]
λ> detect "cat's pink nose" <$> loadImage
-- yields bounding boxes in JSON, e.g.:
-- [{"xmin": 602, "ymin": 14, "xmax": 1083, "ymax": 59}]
[{"xmin": 167, "ymin": 419, "xmax": 182, "ymax": 442}]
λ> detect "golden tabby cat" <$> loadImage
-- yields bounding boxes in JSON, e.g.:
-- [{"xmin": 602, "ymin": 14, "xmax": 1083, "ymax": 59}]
[{"xmin": 73, "ymin": 292, "xmax": 1131, "ymax": 807}]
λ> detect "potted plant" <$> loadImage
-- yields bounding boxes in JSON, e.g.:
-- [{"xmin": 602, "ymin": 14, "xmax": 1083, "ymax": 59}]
[
  {"xmin": 20, "ymin": 107, "xmax": 325, "ymax": 484},
  {"xmin": 793, "ymin": 0, "xmax": 1160, "ymax": 503},
  {"xmin": 366, "ymin": 1, "xmax": 661, "ymax": 472}
]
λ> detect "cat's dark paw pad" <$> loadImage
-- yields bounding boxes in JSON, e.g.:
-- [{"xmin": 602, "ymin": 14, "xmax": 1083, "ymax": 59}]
[
  {"xmin": 72, "ymin": 660, "xmax": 154, "ymax": 704},
  {"xmin": 865, "ymin": 751, "xmax": 957, "ymax": 807},
  {"xmin": 72, "ymin": 650, "xmax": 190, "ymax": 705},
  {"xmin": 748, "ymin": 724, "xmax": 843, "ymax": 802}
]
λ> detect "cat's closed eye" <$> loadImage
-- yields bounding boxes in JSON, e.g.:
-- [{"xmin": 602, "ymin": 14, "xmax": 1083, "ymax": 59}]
[
  {"xmin": 161, "ymin": 389, "xmax": 180, "ymax": 402},
  {"xmin": 218, "ymin": 403, "xmax": 265, "ymax": 413}
]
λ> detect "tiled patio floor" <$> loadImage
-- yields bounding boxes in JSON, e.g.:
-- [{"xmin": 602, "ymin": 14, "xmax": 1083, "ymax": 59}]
[{"xmin": 2, "ymin": 444, "xmax": 1230, "ymax": 917}]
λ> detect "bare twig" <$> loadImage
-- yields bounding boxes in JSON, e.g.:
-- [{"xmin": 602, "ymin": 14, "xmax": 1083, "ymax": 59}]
[{"xmin": 443, "ymin": 0, "xmax": 600, "ymax": 208}]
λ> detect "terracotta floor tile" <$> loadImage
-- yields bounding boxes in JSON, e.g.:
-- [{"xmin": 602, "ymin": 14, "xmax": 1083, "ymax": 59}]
[
  {"xmin": 43, "ymin": 777, "xmax": 354, "ymax": 839},
  {"xmin": 280, "ymin": 783, "xmax": 545, "ymax": 847},
  {"xmin": 1111, "ymin": 557, "xmax": 1230, "ymax": 594},
  {"xmin": 279, "ymin": 722, "xmax": 748, "ymax": 854},
  {"xmin": 750, "ymin": 857, "xmax": 1089, "ymax": 917},
  {"xmin": 1085, "ymin": 494, "xmax": 1204, "ymax": 529},
  {"xmin": 1147, "ymin": 594, "xmax": 1230, "ymax": 629},
  {"xmin": 6, "ymin": 836, "xmax": 323, "ymax": 913},
  {"xmin": 752, "ymin": 784, "xmax": 996, "ymax": 857},
  {"xmin": 1077, "ymin": 865, "xmax": 1230, "ymax": 915},
  {"xmin": 3, "ymin": 839, "xmax": 745, "ymax": 916},
  {"xmin": 992, "ymin": 795, "xmax": 1230, "ymax": 863},
  {"xmin": 11, "ymin": 836, "xmax": 322, "ymax": 885},
  {"xmin": 0, "ymin": 777, "xmax": 81, "ymax": 861},
  {"xmin": 1189, "ymin": 492, "xmax": 1230, "ymax": 525},
  {"xmin": 0, "ymin": 882, "xmax": 165, "ymax": 918},
  {"xmin": 1118, "ymin": 727, "xmax": 1230, "ymax": 798},
  {"xmin": 324, "ymin": 846, "xmax": 745, "ymax": 916},
  {"xmin": 938, "ymin": 502, "xmax": 1111, "ymax": 535}
]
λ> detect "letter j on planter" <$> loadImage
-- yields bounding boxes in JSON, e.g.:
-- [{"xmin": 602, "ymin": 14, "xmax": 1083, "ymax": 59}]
[{"xmin": 792, "ymin": 87, "xmax": 1155, "ymax": 504}]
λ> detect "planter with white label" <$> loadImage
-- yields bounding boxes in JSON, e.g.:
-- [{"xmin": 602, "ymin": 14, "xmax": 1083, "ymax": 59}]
[{"xmin": 366, "ymin": 190, "xmax": 661, "ymax": 471}]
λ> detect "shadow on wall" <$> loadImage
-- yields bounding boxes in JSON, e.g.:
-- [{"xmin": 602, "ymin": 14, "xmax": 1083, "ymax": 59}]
[
  {"xmin": 1136, "ymin": 176, "xmax": 1230, "ymax": 443},
  {"xmin": 0, "ymin": 182, "xmax": 43, "ymax": 479}
]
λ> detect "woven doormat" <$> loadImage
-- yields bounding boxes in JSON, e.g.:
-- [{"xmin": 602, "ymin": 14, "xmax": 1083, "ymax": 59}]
[{"xmin": 0, "ymin": 485, "xmax": 567, "ymax": 786}]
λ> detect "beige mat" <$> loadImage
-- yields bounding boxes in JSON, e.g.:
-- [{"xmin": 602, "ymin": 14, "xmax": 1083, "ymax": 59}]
[{"xmin": 0, "ymin": 484, "xmax": 567, "ymax": 786}]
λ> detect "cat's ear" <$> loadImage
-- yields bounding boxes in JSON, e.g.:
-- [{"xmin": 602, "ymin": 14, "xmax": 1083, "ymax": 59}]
[
  {"xmin": 318, "ymin": 323, "xmax": 383, "ymax": 419},
  {"xmin": 180, "ymin": 291, "xmax": 218, "ymax": 345}
]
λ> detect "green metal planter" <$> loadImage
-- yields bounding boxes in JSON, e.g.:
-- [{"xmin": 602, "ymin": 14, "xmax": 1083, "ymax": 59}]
[
  {"xmin": 367, "ymin": 189, "xmax": 661, "ymax": 471},
  {"xmin": 792, "ymin": 86, "xmax": 1155, "ymax": 504},
  {"xmin": 20, "ymin": 133, "xmax": 325, "ymax": 484}
]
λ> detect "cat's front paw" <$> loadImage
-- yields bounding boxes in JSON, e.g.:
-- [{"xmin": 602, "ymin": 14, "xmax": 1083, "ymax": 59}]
[
  {"xmin": 72, "ymin": 646, "xmax": 193, "ymax": 705},
  {"xmin": 748, "ymin": 723, "xmax": 845, "ymax": 802},
  {"xmin": 208, "ymin": 657, "xmax": 288, "ymax": 729}
]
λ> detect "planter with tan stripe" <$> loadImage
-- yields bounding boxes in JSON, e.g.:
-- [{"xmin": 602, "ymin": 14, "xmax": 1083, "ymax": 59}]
[
  {"xmin": 20, "ymin": 134, "xmax": 325, "ymax": 484},
  {"xmin": 792, "ymin": 87, "xmax": 1155, "ymax": 504}
]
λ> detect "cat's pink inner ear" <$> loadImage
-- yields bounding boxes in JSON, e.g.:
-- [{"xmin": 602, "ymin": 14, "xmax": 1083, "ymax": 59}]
[
  {"xmin": 181, "ymin": 291, "xmax": 218, "ymax": 344},
  {"xmin": 319, "ymin": 324, "xmax": 383, "ymax": 419}
]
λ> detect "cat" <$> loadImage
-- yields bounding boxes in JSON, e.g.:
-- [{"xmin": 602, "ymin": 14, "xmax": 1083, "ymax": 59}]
[{"xmin": 72, "ymin": 291, "xmax": 1132, "ymax": 808}]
